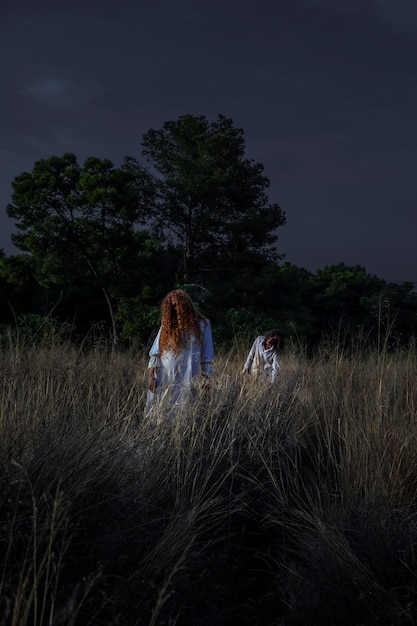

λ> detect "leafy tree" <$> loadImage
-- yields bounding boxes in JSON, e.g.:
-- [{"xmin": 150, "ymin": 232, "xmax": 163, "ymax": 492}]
[
  {"xmin": 264, "ymin": 262, "xmax": 316, "ymax": 341},
  {"xmin": 141, "ymin": 114, "xmax": 286, "ymax": 284},
  {"xmin": 6, "ymin": 154, "xmax": 159, "ymax": 347},
  {"xmin": 0, "ymin": 253, "xmax": 45, "ymax": 325},
  {"xmin": 309, "ymin": 264, "xmax": 417, "ymax": 346}
]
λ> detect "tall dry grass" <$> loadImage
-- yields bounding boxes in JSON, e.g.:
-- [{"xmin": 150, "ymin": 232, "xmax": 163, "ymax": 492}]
[{"xmin": 0, "ymin": 333, "xmax": 417, "ymax": 625}]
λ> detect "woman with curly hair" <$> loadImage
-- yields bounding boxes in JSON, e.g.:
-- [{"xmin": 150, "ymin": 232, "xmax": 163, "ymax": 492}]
[
  {"xmin": 242, "ymin": 329, "xmax": 284, "ymax": 383},
  {"xmin": 145, "ymin": 290, "xmax": 214, "ymax": 414}
]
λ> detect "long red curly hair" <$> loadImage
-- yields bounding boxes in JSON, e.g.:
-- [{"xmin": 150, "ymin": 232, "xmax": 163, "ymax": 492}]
[{"xmin": 159, "ymin": 290, "xmax": 205, "ymax": 355}]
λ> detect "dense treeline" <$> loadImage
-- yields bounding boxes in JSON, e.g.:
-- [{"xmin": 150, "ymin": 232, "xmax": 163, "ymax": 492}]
[
  {"xmin": 1, "ymin": 114, "xmax": 416, "ymax": 349},
  {"xmin": 1, "ymin": 254, "xmax": 415, "ymax": 351}
]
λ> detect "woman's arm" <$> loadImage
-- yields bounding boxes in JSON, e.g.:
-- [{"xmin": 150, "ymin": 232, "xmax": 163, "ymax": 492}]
[
  {"xmin": 242, "ymin": 338, "xmax": 259, "ymax": 374},
  {"xmin": 147, "ymin": 327, "xmax": 162, "ymax": 390}
]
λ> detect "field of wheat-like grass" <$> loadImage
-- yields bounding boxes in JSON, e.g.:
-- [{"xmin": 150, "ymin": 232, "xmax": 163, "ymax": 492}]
[{"xmin": 0, "ymin": 336, "xmax": 417, "ymax": 626}]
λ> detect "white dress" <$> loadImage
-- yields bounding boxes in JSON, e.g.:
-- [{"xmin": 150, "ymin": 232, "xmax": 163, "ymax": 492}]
[
  {"xmin": 242, "ymin": 336, "xmax": 281, "ymax": 382},
  {"xmin": 145, "ymin": 318, "xmax": 214, "ymax": 414}
]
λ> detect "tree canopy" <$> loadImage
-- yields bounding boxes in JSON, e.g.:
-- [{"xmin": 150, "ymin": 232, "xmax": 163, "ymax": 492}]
[
  {"xmin": 142, "ymin": 114, "xmax": 286, "ymax": 282},
  {"xmin": 6, "ymin": 153, "xmax": 160, "ymax": 346}
]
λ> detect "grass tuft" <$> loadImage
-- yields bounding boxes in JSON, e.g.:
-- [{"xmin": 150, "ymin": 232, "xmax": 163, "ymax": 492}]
[{"xmin": 0, "ymin": 337, "xmax": 417, "ymax": 625}]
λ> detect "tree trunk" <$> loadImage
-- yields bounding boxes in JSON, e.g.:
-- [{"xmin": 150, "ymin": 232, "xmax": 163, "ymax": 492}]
[{"xmin": 101, "ymin": 286, "xmax": 118, "ymax": 352}]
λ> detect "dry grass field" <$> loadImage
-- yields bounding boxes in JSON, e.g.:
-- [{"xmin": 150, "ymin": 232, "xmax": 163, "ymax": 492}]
[{"xmin": 1, "ymin": 333, "xmax": 417, "ymax": 625}]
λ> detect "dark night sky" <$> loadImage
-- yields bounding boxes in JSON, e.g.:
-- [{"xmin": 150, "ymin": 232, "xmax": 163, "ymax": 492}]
[{"xmin": 1, "ymin": 0, "xmax": 416, "ymax": 285}]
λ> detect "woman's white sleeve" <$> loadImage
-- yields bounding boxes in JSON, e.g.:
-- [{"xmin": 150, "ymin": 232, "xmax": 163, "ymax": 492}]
[
  {"xmin": 271, "ymin": 354, "xmax": 281, "ymax": 382},
  {"xmin": 201, "ymin": 320, "xmax": 214, "ymax": 376},
  {"xmin": 148, "ymin": 328, "xmax": 162, "ymax": 368}
]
